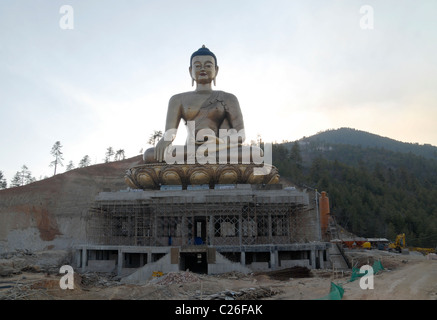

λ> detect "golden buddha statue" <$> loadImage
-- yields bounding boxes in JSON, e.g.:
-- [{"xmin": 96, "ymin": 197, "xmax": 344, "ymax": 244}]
[{"xmin": 125, "ymin": 46, "xmax": 279, "ymax": 189}]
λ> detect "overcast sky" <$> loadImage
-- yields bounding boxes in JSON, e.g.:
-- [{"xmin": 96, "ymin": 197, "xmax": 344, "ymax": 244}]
[{"xmin": 1, "ymin": 0, "xmax": 436, "ymax": 183}]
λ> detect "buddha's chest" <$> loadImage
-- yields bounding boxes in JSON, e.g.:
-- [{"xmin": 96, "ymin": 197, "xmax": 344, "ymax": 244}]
[{"xmin": 182, "ymin": 94, "xmax": 225, "ymax": 121}]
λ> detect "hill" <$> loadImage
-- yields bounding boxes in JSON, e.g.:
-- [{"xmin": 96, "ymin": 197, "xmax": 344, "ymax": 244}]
[
  {"xmin": 272, "ymin": 128, "xmax": 437, "ymax": 248},
  {"xmin": 300, "ymin": 127, "xmax": 437, "ymax": 160},
  {"xmin": 0, "ymin": 156, "xmax": 143, "ymax": 252}
]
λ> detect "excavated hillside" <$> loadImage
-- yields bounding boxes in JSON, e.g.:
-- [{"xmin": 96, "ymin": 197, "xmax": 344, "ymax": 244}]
[{"xmin": 0, "ymin": 156, "xmax": 143, "ymax": 253}]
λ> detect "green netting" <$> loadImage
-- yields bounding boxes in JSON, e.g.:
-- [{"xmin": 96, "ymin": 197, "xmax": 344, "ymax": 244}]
[
  {"xmin": 349, "ymin": 260, "xmax": 384, "ymax": 282},
  {"xmin": 316, "ymin": 282, "xmax": 344, "ymax": 300},
  {"xmin": 373, "ymin": 260, "xmax": 384, "ymax": 273},
  {"xmin": 316, "ymin": 261, "xmax": 384, "ymax": 300}
]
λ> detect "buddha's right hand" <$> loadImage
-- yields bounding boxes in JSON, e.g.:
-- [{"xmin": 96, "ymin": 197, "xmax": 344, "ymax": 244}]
[{"xmin": 154, "ymin": 138, "xmax": 172, "ymax": 162}]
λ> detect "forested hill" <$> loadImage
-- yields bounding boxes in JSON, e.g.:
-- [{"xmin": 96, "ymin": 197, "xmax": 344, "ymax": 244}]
[
  {"xmin": 300, "ymin": 127, "xmax": 437, "ymax": 160},
  {"xmin": 272, "ymin": 128, "xmax": 437, "ymax": 248}
]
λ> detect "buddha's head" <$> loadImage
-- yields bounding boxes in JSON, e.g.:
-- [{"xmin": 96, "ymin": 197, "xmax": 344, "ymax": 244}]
[{"xmin": 189, "ymin": 45, "xmax": 219, "ymax": 86}]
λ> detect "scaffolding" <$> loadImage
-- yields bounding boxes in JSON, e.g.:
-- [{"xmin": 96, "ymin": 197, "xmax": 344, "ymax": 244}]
[{"xmin": 86, "ymin": 189, "xmax": 319, "ymax": 247}]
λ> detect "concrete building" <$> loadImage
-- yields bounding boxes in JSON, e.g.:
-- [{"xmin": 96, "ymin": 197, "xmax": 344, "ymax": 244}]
[{"xmin": 75, "ymin": 184, "xmax": 333, "ymax": 283}]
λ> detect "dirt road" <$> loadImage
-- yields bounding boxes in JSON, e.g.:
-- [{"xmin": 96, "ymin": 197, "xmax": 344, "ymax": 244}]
[{"xmin": 341, "ymin": 259, "xmax": 437, "ymax": 300}]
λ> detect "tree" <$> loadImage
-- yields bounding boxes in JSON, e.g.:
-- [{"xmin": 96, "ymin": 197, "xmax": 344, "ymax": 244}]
[
  {"xmin": 0, "ymin": 171, "xmax": 7, "ymax": 189},
  {"xmin": 50, "ymin": 141, "xmax": 64, "ymax": 175},
  {"xmin": 10, "ymin": 165, "xmax": 35, "ymax": 187},
  {"xmin": 148, "ymin": 130, "xmax": 163, "ymax": 146},
  {"xmin": 104, "ymin": 147, "xmax": 115, "ymax": 163},
  {"xmin": 21, "ymin": 165, "xmax": 35, "ymax": 185},
  {"xmin": 114, "ymin": 149, "xmax": 125, "ymax": 161},
  {"xmin": 66, "ymin": 161, "xmax": 75, "ymax": 171},
  {"xmin": 11, "ymin": 172, "xmax": 21, "ymax": 187},
  {"xmin": 290, "ymin": 141, "xmax": 303, "ymax": 166},
  {"xmin": 78, "ymin": 155, "xmax": 91, "ymax": 168}
]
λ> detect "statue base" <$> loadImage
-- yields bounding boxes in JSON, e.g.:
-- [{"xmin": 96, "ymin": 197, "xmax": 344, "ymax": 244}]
[{"xmin": 125, "ymin": 163, "xmax": 280, "ymax": 190}]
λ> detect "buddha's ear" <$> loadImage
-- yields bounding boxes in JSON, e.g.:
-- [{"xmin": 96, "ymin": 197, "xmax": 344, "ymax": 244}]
[
  {"xmin": 213, "ymin": 66, "xmax": 219, "ymax": 86},
  {"xmin": 189, "ymin": 66, "xmax": 195, "ymax": 86}
]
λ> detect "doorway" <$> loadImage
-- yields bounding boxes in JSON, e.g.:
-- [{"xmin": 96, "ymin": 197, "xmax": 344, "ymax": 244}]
[{"xmin": 180, "ymin": 252, "xmax": 208, "ymax": 274}]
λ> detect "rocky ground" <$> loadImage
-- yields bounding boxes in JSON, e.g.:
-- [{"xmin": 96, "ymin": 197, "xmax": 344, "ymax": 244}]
[{"xmin": 1, "ymin": 248, "xmax": 436, "ymax": 300}]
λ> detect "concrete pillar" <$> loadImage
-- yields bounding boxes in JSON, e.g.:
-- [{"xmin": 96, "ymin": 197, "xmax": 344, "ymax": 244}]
[
  {"xmin": 146, "ymin": 250, "xmax": 151, "ymax": 265},
  {"xmin": 240, "ymin": 251, "xmax": 246, "ymax": 266},
  {"xmin": 81, "ymin": 247, "xmax": 87, "ymax": 272},
  {"xmin": 76, "ymin": 249, "xmax": 82, "ymax": 269},
  {"xmin": 270, "ymin": 249, "xmax": 278, "ymax": 269},
  {"xmin": 319, "ymin": 250, "xmax": 325, "ymax": 269},
  {"xmin": 310, "ymin": 250, "xmax": 316, "ymax": 269},
  {"xmin": 117, "ymin": 249, "xmax": 123, "ymax": 276}
]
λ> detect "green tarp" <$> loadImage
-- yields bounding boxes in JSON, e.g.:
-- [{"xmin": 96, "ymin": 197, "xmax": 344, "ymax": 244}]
[
  {"xmin": 316, "ymin": 260, "xmax": 384, "ymax": 300},
  {"xmin": 349, "ymin": 260, "xmax": 384, "ymax": 282},
  {"xmin": 316, "ymin": 282, "xmax": 345, "ymax": 300}
]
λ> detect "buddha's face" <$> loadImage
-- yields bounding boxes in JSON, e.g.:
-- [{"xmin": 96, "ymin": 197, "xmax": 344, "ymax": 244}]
[{"xmin": 189, "ymin": 55, "xmax": 219, "ymax": 85}]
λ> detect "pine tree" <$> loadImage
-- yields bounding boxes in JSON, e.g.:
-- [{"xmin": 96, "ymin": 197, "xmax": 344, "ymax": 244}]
[
  {"xmin": 0, "ymin": 171, "xmax": 7, "ymax": 189},
  {"xmin": 78, "ymin": 155, "xmax": 91, "ymax": 168},
  {"xmin": 21, "ymin": 165, "xmax": 35, "ymax": 185},
  {"xmin": 50, "ymin": 141, "xmax": 64, "ymax": 175},
  {"xmin": 114, "ymin": 149, "xmax": 125, "ymax": 161},
  {"xmin": 11, "ymin": 172, "xmax": 21, "ymax": 187},
  {"xmin": 66, "ymin": 161, "xmax": 75, "ymax": 171},
  {"xmin": 10, "ymin": 165, "xmax": 35, "ymax": 187},
  {"xmin": 290, "ymin": 141, "xmax": 303, "ymax": 166},
  {"xmin": 104, "ymin": 147, "xmax": 115, "ymax": 163},
  {"xmin": 148, "ymin": 130, "xmax": 163, "ymax": 146}
]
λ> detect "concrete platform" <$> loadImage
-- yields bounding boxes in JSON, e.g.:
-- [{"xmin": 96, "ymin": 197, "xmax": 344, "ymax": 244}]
[{"xmin": 74, "ymin": 242, "xmax": 331, "ymax": 281}]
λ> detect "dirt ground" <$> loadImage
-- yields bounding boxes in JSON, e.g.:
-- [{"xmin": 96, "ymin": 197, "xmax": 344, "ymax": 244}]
[{"xmin": 1, "ymin": 250, "xmax": 436, "ymax": 300}]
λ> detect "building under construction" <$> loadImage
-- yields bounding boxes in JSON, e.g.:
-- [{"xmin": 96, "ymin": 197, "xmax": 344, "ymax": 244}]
[{"xmin": 75, "ymin": 184, "xmax": 334, "ymax": 282}]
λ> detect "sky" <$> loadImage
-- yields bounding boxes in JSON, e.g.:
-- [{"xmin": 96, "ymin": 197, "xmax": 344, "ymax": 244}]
[{"xmin": 1, "ymin": 0, "xmax": 437, "ymax": 184}]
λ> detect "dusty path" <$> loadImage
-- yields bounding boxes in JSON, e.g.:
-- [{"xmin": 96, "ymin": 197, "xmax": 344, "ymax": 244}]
[{"xmin": 341, "ymin": 259, "xmax": 437, "ymax": 300}]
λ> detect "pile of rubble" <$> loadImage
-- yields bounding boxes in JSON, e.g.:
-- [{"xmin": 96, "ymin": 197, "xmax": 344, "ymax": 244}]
[
  {"xmin": 0, "ymin": 250, "xmax": 72, "ymax": 276},
  {"xmin": 0, "ymin": 279, "xmax": 49, "ymax": 300},
  {"xmin": 79, "ymin": 272, "xmax": 119, "ymax": 288},
  {"xmin": 154, "ymin": 271, "xmax": 200, "ymax": 285},
  {"xmin": 196, "ymin": 287, "xmax": 281, "ymax": 300}
]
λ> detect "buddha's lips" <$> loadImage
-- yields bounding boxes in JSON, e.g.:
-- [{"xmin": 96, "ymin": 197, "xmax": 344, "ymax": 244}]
[{"xmin": 200, "ymin": 72, "xmax": 207, "ymax": 76}]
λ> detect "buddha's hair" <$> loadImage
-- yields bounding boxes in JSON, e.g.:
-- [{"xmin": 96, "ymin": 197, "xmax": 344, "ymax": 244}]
[{"xmin": 190, "ymin": 45, "xmax": 217, "ymax": 67}]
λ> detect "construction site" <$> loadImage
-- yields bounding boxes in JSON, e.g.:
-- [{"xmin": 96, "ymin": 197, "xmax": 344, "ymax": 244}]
[
  {"xmin": 77, "ymin": 184, "xmax": 335, "ymax": 282},
  {"xmin": 1, "ymin": 156, "xmax": 436, "ymax": 300}
]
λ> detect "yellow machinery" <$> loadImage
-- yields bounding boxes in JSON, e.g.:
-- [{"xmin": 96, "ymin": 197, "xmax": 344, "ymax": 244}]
[
  {"xmin": 388, "ymin": 233, "xmax": 406, "ymax": 253},
  {"xmin": 409, "ymin": 247, "xmax": 436, "ymax": 255},
  {"xmin": 362, "ymin": 241, "xmax": 371, "ymax": 249},
  {"xmin": 387, "ymin": 233, "xmax": 436, "ymax": 255}
]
